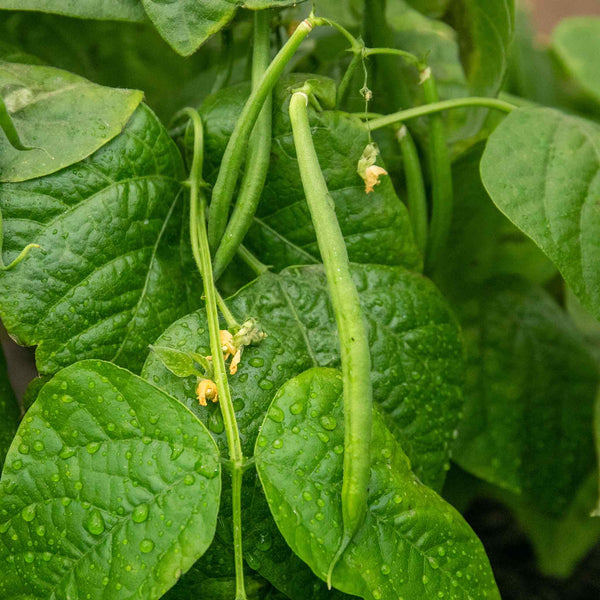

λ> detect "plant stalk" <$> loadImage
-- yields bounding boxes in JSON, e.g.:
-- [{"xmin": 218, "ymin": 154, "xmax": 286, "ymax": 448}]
[
  {"xmin": 289, "ymin": 91, "xmax": 373, "ymax": 588},
  {"xmin": 183, "ymin": 109, "xmax": 247, "ymax": 600}
]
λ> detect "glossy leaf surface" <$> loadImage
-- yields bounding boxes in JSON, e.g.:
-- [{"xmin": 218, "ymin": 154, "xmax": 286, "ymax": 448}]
[
  {"xmin": 0, "ymin": 360, "xmax": 221, "ymax": 600},
  {"xmin": 454, "ymin": 276, "xmax": 598, "ymax": 515},
  {"xmin": 198, "ymin": 83, "xmax": 422, "ymax": 272},
  {"xmin": 0, "ymin": 61, "xmax": 143, "ymax": 182},
  {"xmin": 481, "ymin": 107, "xmax": 600, "ymax": 320},
  {"xmin": 0, "ymin": 104, "xmax": 201, "ymax": 375},
  {"xmin": 255, "ymin": 368, "xmax": 500, "ymax": 599}
]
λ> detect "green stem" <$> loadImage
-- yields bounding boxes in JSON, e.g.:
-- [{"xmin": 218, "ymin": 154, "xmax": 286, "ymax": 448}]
[
  {"xmin": 0, "ymin": 207, "xmax": 39, "ymax": 271},
  {"xmin": 183, "ymin": 108, "xmax": 247, "ymax": 600},
  {"xmin": 289, "ymin": 91, "xmax": 373, "ymax": 588},
  {"xmin": 396, "ymin": 125, "xmax": 428, "ymax": 254},
  {"xmin": 421, "ymin": 72, "xmax": 452, "ymax": 272},
  {"xmin": 207, "ymin": 17, "xmax": 316, "ymax": 251},
  {"xmin": 237, "ymin": 245, "xmax": 269, "ymax": 277},
  {"xmin": 212, "ymin": 10, "xmax": 273, "ymax": 280},
  {"xmin": 336, "ymin": 52, "xmax": 362, "ymax": 109},
  {"xmin": 216, "ymin": 290, "xmax": 240, "ymax": 330},
  {"xmin": 368, "ymin": 96, "xmax": 515, "ymax": 130}
]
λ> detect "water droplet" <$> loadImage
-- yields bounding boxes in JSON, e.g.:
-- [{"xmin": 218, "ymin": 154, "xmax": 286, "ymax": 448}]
[
  {"xmin": 249, "ymin": 357, "xmax": 264, "ymax": 368},
  {"xmin": 317, "ymin": 432, "xmax": 329, "ymax": 443},
  {"xmin": 132, "ymin": 504, "xmax": 149, "ymax": 523},
  {"xmin": 149, "ymin": 415, "xmax": 160, "ymax": 425},
  {"xmin": 272, "ymin": 439, "xmax": 283, "ymax": 449},
  {"xmin": 42, "ymin": 551, "xmax": 52, "ymax": 562},
  {"xmin": 315, "ymin": 512, "xmax": 324, "ymax": 521},
  {"xmin": 86, "ymin": 510, "xmax": 105, "ymax": 535},
  {"xmin": 18, "ymin": 444, "xmax": 30, "ymax": 455},
  {"xmin": 86, "ymin": 442, "xmax": 100, "ymax": 454},
  {"xmin": 21, "ymin": 505, "xmax": 36, "ymax": 522},
  {"xmin": 319, "ymin": 415, "xmax": 337, "ymax": 431},
  {"xmin": 302, "ymin": 491, "xmax": 313, "ymax": 502},
  {"xmin": 290, "ymin": 402, "xmax": 304, "ymax": 415},
  {"xmin": 183, "ymin": 474, "xmax": 195, "ymax": 486},
  {"xmin": 59, "ymin": 446, "xmax": 76, "ymax": 460},
  {"xmin": 380, "ymin": 564, "xmax": 391, "ymax": 575},
  {"xmin": 35, "ymin": 525, "xmax": 46, "ymax": 537},
  {"xmin": 24, "ymin": 552, "xmax": 35, "ymax": 564},
  {"xmin": 33, "ymin": 441, "xmax": 44, "ymax": 452},
  {"xmin": 61, "ymin": 394, "xmax": 74, "ymax": 403},
  {"xmin": 11, "ymin": 460, "xmax": 23, "ymax": 471},
  {"xmin": 333, "ymin": 444, "xmax": 344, "ymax": 455},
  {"xmin": 393, "ymin": 495, "xmax": 403, "ymax": 504},
  {"xmin": 195, "ymin": 456, "xmax": 219, "ymax": 479},
  {"xmin": 258, "ymin": 379, "xmax": 274, "ymax": 390},
  {"xmin": 268, "ymin": 407, "xmax": 284, "ymax": 423},
  {"xmin": 139, "ymin": 539, "xmax": 155, "ymax": 553},
  {"xmin": 170, "ymin": 445, "xmax": 184, "ymax": 460}
]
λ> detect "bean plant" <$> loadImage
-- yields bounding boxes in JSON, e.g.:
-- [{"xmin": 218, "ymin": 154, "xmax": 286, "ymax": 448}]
[{"xmin": 0, "ymin": 1, "xmax": 599, "ymax": 599}]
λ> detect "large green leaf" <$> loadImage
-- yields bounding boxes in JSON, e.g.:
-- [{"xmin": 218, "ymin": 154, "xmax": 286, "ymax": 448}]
[
  {"xmin": 552, "ymin": 17, "xmax": 600, "ymax": 106},
  {"xmin": 0, "ymin": 344, "xmax": 19, "ymax": 469},
  {"xmin": 0, "ymin": 103, "xmax": 202, "ymax": 375},
  {"xmin": 255, "ymin": 368, "xmax": 500, "ymax": 599},
  {"xmin": 142, "ymin": 263, "xmax": 462, "ymax": 596},
  {"xmin": 141, "ymin": 0, "xmax": 304, "ymax": 56},
  {"xmin": 481, "ymin": 107, "xmax": 600, "ymax": 320},
  {"xmin": 0, "ymin": 360, "xmax": 221, "ymax": 600},
  {"xmin": 454, "ymin": 275, "xmax": 598, "ymax": 515},
  {"xmin": 0, "ymin": 0, "xmax": 145, "ymax": 21},
  {"xmin": 0, "ymin": 61, "xmax": 143, "ymax": 182},
  {"xmin": 199, "ymin": 82, "xmax": 421, "ymax": 272}
]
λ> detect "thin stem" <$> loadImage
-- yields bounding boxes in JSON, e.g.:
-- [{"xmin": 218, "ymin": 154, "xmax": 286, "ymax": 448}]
[
  {"xmin": 421, "ymin": 72, "xmax": 452, "ymax": 272},
  {"xmin": 363, "ymin": 46, "xmax": 420, "ymax": 66},
  {"xmin": 183, "ymin": 108, "xmax": 247, "ymax": 600},
  {"xmin": 396, "ymin": 125, "xmax": 428, "ymax": 254},
  {"xmin": 368, "ymin": 97, "xmax": 515, "ymax": 130},
  {"xmin": 336, "ymin": 52, "xmax": 362, "ymax": 109},
  {"xmin": 237, "ymin": 244, "xmax": 269, "ymax": 277},
  {"xmin": 216, "ymin": 290, "xmax": 239, "ymax": 330},
  {"xmin": 207, "ymin": 17, "xmax": 316, "ymax": 251},
  {"xmin": 212, "ymin": 10, "xmax": 273, "ymax": 280},
  {"xmin": 289, "ymin": 91, "xmax": 372, "ymax": 587}
]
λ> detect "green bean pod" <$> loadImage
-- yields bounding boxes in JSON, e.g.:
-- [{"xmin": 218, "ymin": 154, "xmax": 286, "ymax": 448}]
[{"xmin": 288, "ymin": 91, "xmax": 373, "ymax": 588}]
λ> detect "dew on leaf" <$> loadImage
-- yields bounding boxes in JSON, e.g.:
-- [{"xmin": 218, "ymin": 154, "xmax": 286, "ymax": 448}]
[{"xmin": 86, "ymin": 510, "xmax": 105, "ymax": 535}]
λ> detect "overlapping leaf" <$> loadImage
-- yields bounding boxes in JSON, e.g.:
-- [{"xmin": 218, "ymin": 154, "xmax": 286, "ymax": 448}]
[
  {"xmin": 198, "ymin": 82, "xmax": 421, "ymax": 272},
  {"xmin": 454, "ymin": 275, "xmax": 598, "ymax": 515},
  {"xmin": 255, "ymin": 368, "xmax": 500, "ymax": 599},
  {"xmin": 0, "ymin": 360, "xmax": 221, "ymax": 600},
  {"xmin": 0, "ymin": 61, "xmax": 143, "ymax": 182},
  {"xmin": 481, "ymin": 107, "xmax": 600, "ymax": 320},
  {"xmin": 0, "ymin": 102, "xmax": 202, "ymax": 375}
]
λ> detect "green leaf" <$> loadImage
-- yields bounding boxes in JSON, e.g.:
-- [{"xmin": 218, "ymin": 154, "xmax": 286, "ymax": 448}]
[
  {"xmin": 432, "ymin": 143, "xmax": 556, "ymax": 304},
  {"xmin": 198, "ymin": 82, "xmax": 422, "ymax": 272},
  {"xmin": 255, "ymin": 367, "xmax": 500, "ymax": 599},
  {"xmin": 481, "ymin": 107, "xmax": 600, "ymax": 320},
  {"xmin": 0, "ymin": 359, "xmax": 221, "ymax": 600},
  {"xmin": 454, "ymin": 275, "xmax": 598, "ymax": 515},
  {"xmin": 0, "ymin": 103, "xmax": 202, "ymax": 375},
  {"xmin": 0, "ymin": 61, "xmax": 143, "ymax": 182},
  {"xmin": 149, "ymin": 345, "xmax": 210, "ymax": 378},
  {"xmin": 552, "ymin": 17, "xmax": 600, "ymax": 105},
  {"xmin": 0, "ymin": 0, "xmax": 146, "ymax": 21},
  {"xmin": 0, "ymin": 344, "xmax": 19, "ymax": 469},
  {"xmin": 141, "ymin": 0, "xmax": 304, "ymax": 56}
]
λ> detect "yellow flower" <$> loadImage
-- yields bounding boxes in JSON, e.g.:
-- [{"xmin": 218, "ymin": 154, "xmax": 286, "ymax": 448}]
[
  {"xmin": 196, "ymin": 379, "xmax": 218, "ymax": 406},
  {"xmin": 363, "ymin": 165, "xmax": 388, "ymax": 194}
]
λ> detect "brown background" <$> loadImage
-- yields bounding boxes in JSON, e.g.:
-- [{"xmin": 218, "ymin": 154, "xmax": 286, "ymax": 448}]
[{"xmin": 533, "ymin": 0, "xmax": 600, "ymax": 32}]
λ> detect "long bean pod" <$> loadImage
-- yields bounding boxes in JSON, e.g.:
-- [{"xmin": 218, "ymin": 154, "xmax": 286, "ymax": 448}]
[
  {"xmin": 212, "ymin": 10, "xmax": 273, "ymax": 280},
  {"xmin": 289, "ymin": 91, "xmax": 373, "ymax": 588}
]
